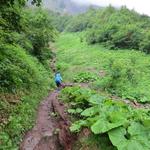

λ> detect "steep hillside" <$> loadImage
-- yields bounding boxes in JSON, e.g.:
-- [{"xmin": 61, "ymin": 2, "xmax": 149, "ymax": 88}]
[{"xmin": 55, "ymin": 32, "xmax": 150, "ymax": 150}]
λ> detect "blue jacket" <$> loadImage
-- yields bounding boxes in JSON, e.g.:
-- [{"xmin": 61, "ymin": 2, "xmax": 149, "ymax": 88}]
[{"xmin": 55, "ymin": 73, "xmax": 62, "ymax": 82}]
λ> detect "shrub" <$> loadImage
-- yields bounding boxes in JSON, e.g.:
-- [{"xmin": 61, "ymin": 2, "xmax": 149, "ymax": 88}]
[
  {"xmin": 0, "ymin": 44, "xmax": 50, "ymax": 93},
  {"xmin": 94, "ymin": 58, "xmax": 150, "ymax": 102},
  {"xmin": 139, "ymin": 31, "xmax": 150, "ymax": 54},
  {"xmin": 64, "ymin": 6, "xmax": 150, "ymax": 53},
  {"xmin": 60, "ymin": 87, "xmax": 150, "ymax": 150},
  {"xmin": 24, "ymin": 8, "xmax": 57, "ymax": 62},
  {"xmin": 112, "ymin": 25, "xmax": 142, "ymax": 49}
]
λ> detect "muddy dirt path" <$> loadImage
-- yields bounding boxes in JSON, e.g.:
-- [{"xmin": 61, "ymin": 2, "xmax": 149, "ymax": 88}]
[
  {"xmin": 20, "ymin": 44, "xmax": 75, "ymax": 150},
  {"xmin": 20, "ymin": 90, "xmax": 74, "ymax": 150}
]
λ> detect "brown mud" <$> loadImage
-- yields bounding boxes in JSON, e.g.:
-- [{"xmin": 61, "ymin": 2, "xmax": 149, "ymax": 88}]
[{"xmin": 20, "ymin": 90, "xmax": 75, "ymax": 150}]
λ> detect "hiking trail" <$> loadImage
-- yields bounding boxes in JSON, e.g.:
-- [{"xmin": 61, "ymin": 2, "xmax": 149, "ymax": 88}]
[
  {"xmin": 20, "ymin": 44, "xmax": 149, "ymax": 150},
  {"xmin": 20, "ymin": 45, "xmax": 75, "ymax": 150}
]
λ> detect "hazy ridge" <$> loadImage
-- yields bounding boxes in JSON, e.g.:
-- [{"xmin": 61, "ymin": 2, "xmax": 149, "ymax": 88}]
[{"xmin": 42, "ymin": 0, "xmax": 99, "ymax": 14}]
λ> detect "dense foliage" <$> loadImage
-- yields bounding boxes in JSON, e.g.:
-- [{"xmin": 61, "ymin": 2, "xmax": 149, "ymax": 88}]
[
  {"xmin": 74, "ymin": 72, "xmax": 98, "ymax": 83},
  {"xmin": 64, "ymin": 6, "xmax": 150, "ymax": 53},
  {"xmin": 0, "ymin": 0, "xmax": 56, "ymax": 148},
  {"xmin": 47, "ymin": 5, "xmax": 150, "ymax": 150},
  {"xmin": 48, "ymin": 11, "xmax": 71, "ymax": 32},
  {"xmin": 57, "ymin": 33, "xmax": 150, "ymax": 149},
  {"xmin": 1, "ymin": 1, "xmax": 150, "ymax": 149},
  {"xmin": 23, "ymin": 9, "xmax": 56, "ymax": 65},
  {"xmin": 60, "ymin": 87, "xmax": 150, "ymax": 150}
]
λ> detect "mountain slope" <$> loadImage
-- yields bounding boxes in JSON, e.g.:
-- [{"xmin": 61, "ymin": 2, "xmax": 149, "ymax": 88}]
[{"xmin": 42, "ymin": 0, "xmax": 98, "ymax": 14}]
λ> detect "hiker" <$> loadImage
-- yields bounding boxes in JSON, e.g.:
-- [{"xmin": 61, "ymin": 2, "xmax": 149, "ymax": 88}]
[{"xmin": 55, "ymin": 71, "xmax": 63, "ymax": 89}]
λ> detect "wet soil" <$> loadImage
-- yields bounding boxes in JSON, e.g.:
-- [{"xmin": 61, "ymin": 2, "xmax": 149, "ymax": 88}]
[{"xmin": 20, "ymin": 91, "xmax": 74, "ymax": 150}]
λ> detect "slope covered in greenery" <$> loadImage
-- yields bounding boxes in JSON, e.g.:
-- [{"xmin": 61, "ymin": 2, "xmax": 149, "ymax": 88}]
[
  {"xmin": 0, "ymin": 0, "xmax": 56, "ymax": 149},
  {"xmin": 56, "ymin": 33, "xmax": 150, "ymax": 150},
  {"xmin": 1, "ymin": 2, "xmax": 150, "ymax": 149},
  {"xmin": 64, "ymin": 6, "xmax": 150, "ymax": 53},
  {"xmin": 60, "ymin": 86, "xmax": 150, "ymax": 150},
  {"xmin": 56, "ymin": 33, "xmax": 150, "ymax": 103},
  {"xmin": 52, "ymin": 6, "xmax": 150, "ymax": 150}
]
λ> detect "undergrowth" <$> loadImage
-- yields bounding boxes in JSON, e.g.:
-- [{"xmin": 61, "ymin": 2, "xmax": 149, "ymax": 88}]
[
  {"xmin": 0, "ymin": 3, "xmax": 56, "ymax": 149},
  {"xmin": 73, "ymin": 72, "xmax": 98, "ymax": 83},
  {"xmin": 0, "ymin": 44, "xmax": 54, "ymax": 149},
  {"xmin": 60, "ymin": 87, "xmax": 150, "ymax": 150},
  {"xmin": 0, "ymin": 88, "xmax": 51, "ymax": 149}
]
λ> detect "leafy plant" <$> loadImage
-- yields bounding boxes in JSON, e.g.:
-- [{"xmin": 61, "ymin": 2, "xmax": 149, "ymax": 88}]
[
  {"xmin": 60, "ymin": 86, "xmax": 94, "ymax": 109},
  {"xmin": 74, "ymin": 72, "xmax": 98, "ymax": 83},
  {"xmin": 60, "ymin": 86, "xmax": 150, "ymax": 150}
]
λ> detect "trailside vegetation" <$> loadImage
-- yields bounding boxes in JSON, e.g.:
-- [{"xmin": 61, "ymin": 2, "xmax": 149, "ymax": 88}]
[
  {"xmin": 0, "ymin": 0, "xmax": 56, "ymax": 149},
  {"xmin": 60, "ymin": 86, "xmax": 150, "ymax": 150},
  {"xmin": 56, "ymin": 30, "xmax": 150, "ymax": 149}
]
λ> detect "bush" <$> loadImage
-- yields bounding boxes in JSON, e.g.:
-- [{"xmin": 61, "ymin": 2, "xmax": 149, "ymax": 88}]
[
  {"xmin": 0, "ymin": 44, "xmax": 50, "ymax": 93},
  {"xmin": 64, "ymin": 6, "xmax": 150, "ymax": 53},
  {"xmin": 60, "ymin": 86, "xmax": 94, "ymax": 109},
  {"xmin": 65, "ymin": 8, "xmax": 95, "ymax": 32},
  {"xmin": 24, "ymin": 8, "xmax": 57, "ymax": 62},
  {"xmin": 60, "ymin": 87, "xmax": 150, "ymax": 150},
  {"xmin": 139, "ymin": 31, "xmax": 150, "ymax": 54},
  {"xmin": 0, "ymin": 1, "xmax": 55, "ymax": 149},
  {"xmin": 112, "ymin": 25, "xmax": 142, "ymax": 49}
]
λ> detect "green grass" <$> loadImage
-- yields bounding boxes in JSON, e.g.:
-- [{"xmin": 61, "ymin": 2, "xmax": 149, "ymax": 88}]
[{"xmin": 56, "ymin": 32, "xmax": 150, "ymax": 102}]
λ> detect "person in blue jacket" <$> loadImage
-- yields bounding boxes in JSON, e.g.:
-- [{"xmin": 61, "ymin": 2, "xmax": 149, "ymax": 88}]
[{"xmin": 55, "ymin": 72, "xmax": 63, "ymax": 88}]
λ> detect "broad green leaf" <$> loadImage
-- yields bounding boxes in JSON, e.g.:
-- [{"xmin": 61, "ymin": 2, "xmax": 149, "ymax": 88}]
[
  {"xmin": 128, "ymin": 122, "xmax": 150, "ymax": 148},
  {"xmin": 81, "ymin": 106, "xmax": 99, "ymax": 117},
  {"xmin": 108, "ymin": 127, "xmax": 127, "ymax": 148},
  {"xmin": 108, "ymin": 127, "xmax": 144, "ymax": 150},
  {"xmin": 91, "ymin": 117, "xmax": 125, "ymax": 134},
  {"xmin": 88, "ymin": 95, "xmax": 106, "ymax": 104},
  {"xmin": 108, "ymin": 122, "xmax": 150, "ymax": 150},
  {"xmin": 76, "ymin": 108, "xmax": 83, "ymax": 113},
  {"xmin": 68, "ymin": 109, "xmax": 76, "ymax": 114},
  {"xmin": 70, "ymin": 120, "xmax": 87, "ymax": 132}
]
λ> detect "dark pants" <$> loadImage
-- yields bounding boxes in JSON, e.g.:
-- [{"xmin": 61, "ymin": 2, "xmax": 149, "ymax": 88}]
[{"xmin": 55, "ymin": 80, "xmax": 61, "ymax": 87}]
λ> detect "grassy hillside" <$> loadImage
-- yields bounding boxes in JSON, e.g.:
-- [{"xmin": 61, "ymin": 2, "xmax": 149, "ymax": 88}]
[
  {"xmin": 64, "ymin": 6, "xmax": 150, "ymax": 53},
  {"xmin": 56, "ymin": 33, "xmax": 150, "ymax": 103},
  {"xmin": 56, "ymin": 33, "xmax": 150, "ymax": 150}
]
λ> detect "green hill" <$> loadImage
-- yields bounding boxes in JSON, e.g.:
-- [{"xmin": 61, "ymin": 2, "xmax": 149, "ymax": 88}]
[{"xmin": 62, "ymin": 6, "xmax": 150, "ymax": 53}]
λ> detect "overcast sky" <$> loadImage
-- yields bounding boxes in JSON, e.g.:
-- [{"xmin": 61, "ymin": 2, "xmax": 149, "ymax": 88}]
[{"xmin": 72, "ymin": 0, "xmax": 150, "ymax": 16}]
